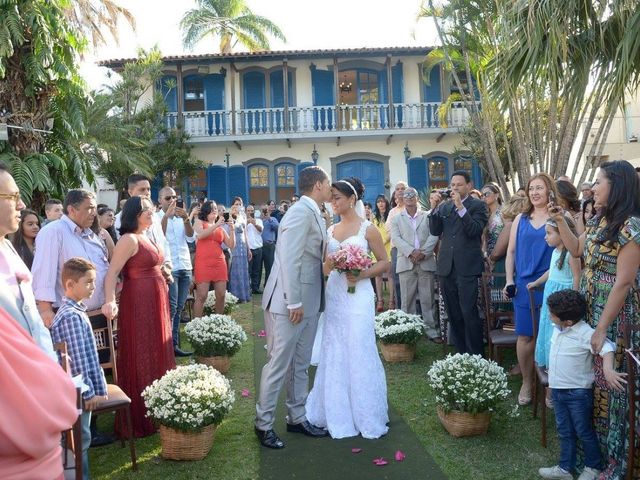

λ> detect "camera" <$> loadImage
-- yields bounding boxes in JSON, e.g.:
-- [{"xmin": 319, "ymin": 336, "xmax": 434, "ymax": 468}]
[
  {"xmin": 436, "ymin": 188, "xmax": 452, "ymax": 199},
  {"xmin": 505, "ymin": 284, "xmax": 517, "ymax": 299},
  {"xmin": 176, "ymin": 199, "xmax": 184, "ymax": 209},
  {"xmin": 222, "ymin": 212, "xmax": 238, "ymax": 222}
]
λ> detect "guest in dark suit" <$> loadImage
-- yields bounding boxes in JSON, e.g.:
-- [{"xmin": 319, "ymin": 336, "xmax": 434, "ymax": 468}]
[{"xmin": 429, "ymin": 170, "xmax": 489, "ymax": 355}]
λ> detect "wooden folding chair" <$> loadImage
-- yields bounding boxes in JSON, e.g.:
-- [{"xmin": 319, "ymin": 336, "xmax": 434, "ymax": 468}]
[
  {"xmin": 624, "ymin": 324, "xmax": 640, "ymax": 480},
  {"xmin": 529, "ymin": 287, "xmax": 549, "ymax": 448},
  {"xmin": 92, "ymin": 315, "xmax": 137, "ymax": 471},
  {"xmin": 481, "ymin": 272, "xmax": 517, "ymax": 365},
  {"xmin": 53, "ymin": 342, "xmax": 83, "ymax": 480}
]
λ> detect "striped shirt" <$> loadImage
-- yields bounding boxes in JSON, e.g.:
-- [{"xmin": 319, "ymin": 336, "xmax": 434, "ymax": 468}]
[{"xmin": 51, "ymin": 298, "xmax": 107, "ymax": 400}]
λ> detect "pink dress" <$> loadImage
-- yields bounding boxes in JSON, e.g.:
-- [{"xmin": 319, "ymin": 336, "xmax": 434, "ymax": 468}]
[{"xmin": 0, "ymin": 307, "xmax": 77, "ymax": 480}]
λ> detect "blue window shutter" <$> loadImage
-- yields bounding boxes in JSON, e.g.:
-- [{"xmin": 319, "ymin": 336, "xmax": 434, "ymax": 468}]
[
  {"xmin": 151, "ymin": 173, "xmax": 163, "ymax": 202},
  {"xmin": 157, "ymin": 75, "xmax": 177, "ymax": 111},
  {"xmin": 392, "ymin": 63, "xmax": 403, "ymax": 127},
  {"xmin": 270, "ymin": 71, "xmax": 284, "ymax": 107},
  {"xmin": 423, "ymin": 65, "xmax": 441, "ymax": 102},
  {"xmin": 472, "ymin": 158, "xmax": 483, "ymax": 188},
  {"xmin": 407, "ymin": 158, "xmax": 428, "ymax": 194},
  {"xmin": 203, "ymin": 74, "xmax": 225, "ymax": 135},
  {"xmin": 228, "ymin": 166, "xmax": 247, "ymax": 203},
  {"xmin": 243, "ymin": 71, "xmax": 266, "ymax": 108},
  {"xmin": 208, "ymin": 166, "xmax": 226, "ymax": 204},
  {"xmin": 311, "ymin": 69, "xmax": 334, "ymax": 130}
]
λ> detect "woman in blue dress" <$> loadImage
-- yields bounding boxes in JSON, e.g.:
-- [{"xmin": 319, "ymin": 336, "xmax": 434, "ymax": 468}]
[
  {"xmin": 504, "ymin": 173, "xmax": 556, "ymax": 405},
  {"xmin": 228, "ymin": 200, "xmax": 251, "ymax": 302}
]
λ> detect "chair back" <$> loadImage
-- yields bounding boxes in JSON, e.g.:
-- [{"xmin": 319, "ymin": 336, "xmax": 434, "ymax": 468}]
[
  {"xmin": 92, "ymin": 316, "xmax": 118, "ymax": 384},
  {"xmin": 53, "ymin": 342, "xmax": 71, "ymax": 374},
  {"xmin": 481, "ymin": 271, "xmax": 514, "ymax": 332}
]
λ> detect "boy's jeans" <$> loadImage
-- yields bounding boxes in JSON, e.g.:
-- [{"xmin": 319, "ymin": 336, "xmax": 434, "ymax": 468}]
[
  {"xmin": 551, "ymin": 388, "xmax": 603, "ymax": 472},
  {"xmin": 81, "ymin": 410, "xmax": 91, "ymax": 480},
  {"xmin": 168, "ymin": 269, "xmax": 192, "ymax": 347}
]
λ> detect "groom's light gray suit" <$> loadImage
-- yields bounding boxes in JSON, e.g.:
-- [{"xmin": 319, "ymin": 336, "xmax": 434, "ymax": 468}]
[{"xmin": 255, "ymin": 196, "xmax": 327, "ymax": 430}]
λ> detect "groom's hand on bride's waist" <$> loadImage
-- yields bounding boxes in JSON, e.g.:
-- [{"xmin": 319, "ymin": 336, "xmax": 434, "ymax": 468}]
[{"xmin": 288, "ymin": 306, "xmax": 304, "ymax": 324}]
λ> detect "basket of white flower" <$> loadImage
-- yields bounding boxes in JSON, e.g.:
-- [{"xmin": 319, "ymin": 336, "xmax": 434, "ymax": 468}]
[
  {"xmin": 374, "ymin": 309, "xmax": 425, "ymax": 362},
  {"xmin": 142, "ymin": 364, "xmax": 235, "ymax": 460},
  {"xmin": 427, "ymin": 353, "xmax": 510, "ymax": 437},
  {"xmin": 203, "ymin": 291, "xmax": 239, "ymax": 316},
  {"xmin": 184, "ymin": 314, "xmax": 247, "ymax": 374}
]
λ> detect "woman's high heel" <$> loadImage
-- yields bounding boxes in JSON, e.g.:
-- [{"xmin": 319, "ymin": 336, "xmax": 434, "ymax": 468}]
[
  {"xmin": 376, "ymin": 300, "xmax": 385, "ymax": 313},
  {"xmin": 388, "ymin": 299, "xmax": 396, "ymax": 310}
]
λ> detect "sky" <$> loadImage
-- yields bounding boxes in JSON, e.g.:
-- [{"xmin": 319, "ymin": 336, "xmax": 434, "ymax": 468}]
[{"xmin": 80, "ymin": 0, "xmax": 438, "ymax": 89}]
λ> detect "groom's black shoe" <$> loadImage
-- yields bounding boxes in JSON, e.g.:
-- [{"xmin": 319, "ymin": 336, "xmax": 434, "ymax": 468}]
[
  {"xmin": 255, "ymin": 427, "xmax": 285, "ymax": 449},
  {"xmin": 286, "ymin": 420, "xmax": 329, "ymax": 438}
]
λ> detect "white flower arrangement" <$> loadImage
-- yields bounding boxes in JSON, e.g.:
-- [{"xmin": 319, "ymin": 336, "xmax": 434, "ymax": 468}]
[
  {"xmin": 427, "ymin": 353, "xmax": 510, "ymax": 414},
  {"xmin": 184, "ymin": 314, "xmax": 248, "ymax": 357},
  {"xmin": 203, "ymin": 291, "xmax": 239, "ymax": 315},
  {"xmin": 374, "ymin": 309, "xmax": 425, "ymax": 345},
  {"xmin": 142, "ymin": 364, "xmax": 235, "ymax": 431}
]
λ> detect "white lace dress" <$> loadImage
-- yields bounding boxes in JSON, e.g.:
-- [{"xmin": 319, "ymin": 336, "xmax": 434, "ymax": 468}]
[{"xmin": 306, "ymin": 221, "xmax": 389, "ymax": 439}]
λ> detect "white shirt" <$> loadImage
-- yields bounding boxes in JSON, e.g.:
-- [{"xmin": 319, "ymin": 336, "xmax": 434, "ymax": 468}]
[
  {"xmin": 155, "ymin": 211, "xmax": 194, "ymax": 271},
  {"xmin": 246, "ymin": 217, "xmax": 264, "ymax": 249},
  {"xmin": 114, "ymin": 211, "xmax": 172, "ymax": 268},
  {"xmin": 548, "ymin": 321, "xmax": 616, "ymax": 389}
]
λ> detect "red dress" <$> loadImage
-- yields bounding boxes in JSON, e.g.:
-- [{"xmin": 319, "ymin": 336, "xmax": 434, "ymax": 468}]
[
  {"xmin": 116, "ymin": 236, "xmax": 175, "ymax": 438},
  {"xmin": 194, "ymin": 224, "xmax": 228, "ymax": 283}
]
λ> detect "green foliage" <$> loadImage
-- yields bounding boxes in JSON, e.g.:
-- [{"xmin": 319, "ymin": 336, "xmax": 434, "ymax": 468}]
[{"xmin": 180, "ymin": 0, "xmax": 286, "ymax": 53}]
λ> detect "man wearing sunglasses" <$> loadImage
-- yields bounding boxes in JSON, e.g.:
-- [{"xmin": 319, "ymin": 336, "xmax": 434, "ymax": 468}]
[{"xmin": 429, "ymin": 170, "xmax": 488, "ymax": 356}]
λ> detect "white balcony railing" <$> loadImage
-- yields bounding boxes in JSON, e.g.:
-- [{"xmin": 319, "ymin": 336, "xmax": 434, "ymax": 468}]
[{"xmin": 165, "ymin": 102, "xmax": 475, "ymax": 138}]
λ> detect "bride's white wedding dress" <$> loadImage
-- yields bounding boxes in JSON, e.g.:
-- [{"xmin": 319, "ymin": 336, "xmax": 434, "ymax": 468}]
[{"xmin": 306, "ymin": 220, "xmax": 389, "ymax": 439}]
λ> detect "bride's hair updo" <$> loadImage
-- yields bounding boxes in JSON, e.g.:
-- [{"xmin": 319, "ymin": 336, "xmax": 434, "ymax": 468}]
[{"xmin": 332, "ymin": 177, "xmax": 365, "ymax": 201}]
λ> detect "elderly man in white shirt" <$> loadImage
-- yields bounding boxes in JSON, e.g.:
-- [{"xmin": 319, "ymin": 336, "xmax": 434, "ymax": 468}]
[
  {"xmin": 157, "ymin": 186, "xmax": 197, "ymax": 357},
  {"xmin": 245, "ymin": 204, "xmax": 264, "ymax": 293}
]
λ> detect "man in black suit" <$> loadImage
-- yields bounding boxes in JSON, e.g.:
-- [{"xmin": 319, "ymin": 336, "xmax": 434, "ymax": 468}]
[{"xmin": 429, "ymin": 170, "xmax": 488, "ymax": 355}]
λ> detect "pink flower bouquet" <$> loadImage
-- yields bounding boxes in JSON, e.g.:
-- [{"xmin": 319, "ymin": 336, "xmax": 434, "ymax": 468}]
[{"xmin": 328, "ymin": 244, "xmax": 373, "ymax": 293}]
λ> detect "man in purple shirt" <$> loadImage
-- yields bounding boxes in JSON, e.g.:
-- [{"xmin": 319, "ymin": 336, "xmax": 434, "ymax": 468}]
[{"xmin": 429, "ymin": 170, "xmax": 488, "ymax": 355}]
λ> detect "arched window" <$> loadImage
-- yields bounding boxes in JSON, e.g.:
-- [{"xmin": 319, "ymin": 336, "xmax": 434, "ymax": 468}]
[
  {"xmin": 248, "ymin": 165, "xmax": 269, "ymax": 205},
  {"xmin": 428, "ymin": 157, "xmax": 449, "ymax": 189},
  {"xmin": 275, "ymin": 163, "xmax": 296, "ymax": 202}
]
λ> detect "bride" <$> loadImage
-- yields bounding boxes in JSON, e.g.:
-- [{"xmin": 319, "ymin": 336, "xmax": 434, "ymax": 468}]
[{"xmin": 306, "ymin": 177, "xmax": 390, "ymax": 439}]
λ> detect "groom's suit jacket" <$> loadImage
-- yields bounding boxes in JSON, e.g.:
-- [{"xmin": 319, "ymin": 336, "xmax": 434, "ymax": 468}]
[{"xmin": 261, "ymin": 197, "xmax": 327, "ymax": 316}]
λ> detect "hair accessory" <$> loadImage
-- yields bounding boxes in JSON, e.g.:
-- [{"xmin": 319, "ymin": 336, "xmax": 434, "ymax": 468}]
[{"xmin": 337, "ymin": 180, "xmax": 359, "ymax": 199}]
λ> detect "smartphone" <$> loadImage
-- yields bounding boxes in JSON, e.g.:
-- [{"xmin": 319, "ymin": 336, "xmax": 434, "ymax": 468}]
[
  {"xmin": 176, "ymin": 199, "xmax": 184, "ymax": 208},
  {"xmin": 223, "ymin": 212, "xmax": 230, "ymax": 222},
  {"xmin": 506, "ymin": 284, "xmax": 517, "ymax": 299},
  {"xmin": 548, "ymin": 191, "xmax": 556, "ymax": 207}
]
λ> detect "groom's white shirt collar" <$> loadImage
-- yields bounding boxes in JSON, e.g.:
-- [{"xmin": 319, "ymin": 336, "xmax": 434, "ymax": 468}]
[{"xmin": 300, "ymin": 195, "xmax": 322, "ymax": 216}]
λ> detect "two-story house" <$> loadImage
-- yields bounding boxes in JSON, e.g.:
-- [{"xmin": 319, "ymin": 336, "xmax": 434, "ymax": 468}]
[{"xmin": 100, "ymin": 46, "xmax": 481, "ymax": 206}]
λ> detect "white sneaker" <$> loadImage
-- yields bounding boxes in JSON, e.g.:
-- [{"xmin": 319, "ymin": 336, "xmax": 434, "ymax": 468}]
[
  {"xmin": 539, "ymin": 465, "xmax": 573, "ymax": 479},
  {"xmin": 577, "ymin": 467, "xmax": 600, "ymax": 480}
]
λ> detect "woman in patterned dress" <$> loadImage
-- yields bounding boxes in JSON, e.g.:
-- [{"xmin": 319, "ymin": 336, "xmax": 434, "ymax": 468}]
[
  {"xmin": 228, "ymin": 200, "xmax": 251, "ymax": 302},
  {"xmin": 551, "ymin": 160, "xmax": 640, "ymax": 479}
]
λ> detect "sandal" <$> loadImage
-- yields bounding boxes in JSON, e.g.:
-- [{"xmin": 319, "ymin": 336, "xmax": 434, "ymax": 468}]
[
  {"xmin": 517, "ymin": 385, "xmax": 532, "ymax": 406},
  {"xmin": 376, "ymin": 300, "xmax": 385, "ymax": 313},
  {"xmin": 388, "ymin": 299, "xmax": 396, "ymax": 310}
]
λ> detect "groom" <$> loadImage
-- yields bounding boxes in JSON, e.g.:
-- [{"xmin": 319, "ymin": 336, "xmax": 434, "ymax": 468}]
[{"xmin": 255, "ymin": 166, "xmax": 332, "ymax": 449}]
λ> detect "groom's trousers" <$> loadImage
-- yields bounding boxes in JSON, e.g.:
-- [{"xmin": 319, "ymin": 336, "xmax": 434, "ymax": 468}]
[{"xmin": 255, "ymin": 309, "xmax": 320, "ymax": 431}]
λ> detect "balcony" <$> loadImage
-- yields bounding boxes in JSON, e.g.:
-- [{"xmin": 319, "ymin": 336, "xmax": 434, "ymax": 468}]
[{"xmin": 165, "ymin": 102, "xmax": 475, "ymax": 141}]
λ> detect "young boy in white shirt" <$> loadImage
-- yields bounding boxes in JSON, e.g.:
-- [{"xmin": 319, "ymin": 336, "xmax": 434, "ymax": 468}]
[{"xmin": 539, "ymin": 289, "xmax": 627, "ymax": 480}]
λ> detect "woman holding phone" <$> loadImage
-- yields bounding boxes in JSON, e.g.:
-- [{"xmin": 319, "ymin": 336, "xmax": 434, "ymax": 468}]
[
  {"xmin": 504, "ymin": 173, "xmax": 557, "ymax": 405},
  {"xmin": 193, "ymin": 201, "xmax": 235, "ymax": 316}
]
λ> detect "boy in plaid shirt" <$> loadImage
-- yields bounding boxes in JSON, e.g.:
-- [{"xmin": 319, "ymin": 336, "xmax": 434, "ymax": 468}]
[{"xmin": 51, "ymin": 257, "xmax": 107, "ymax": 480}]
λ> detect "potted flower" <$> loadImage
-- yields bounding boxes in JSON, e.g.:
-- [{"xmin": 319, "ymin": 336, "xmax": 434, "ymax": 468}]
[
  {"xmin": 203, "ymin": 291, "xmax": 239, "ymax": 316},
  {"xmin": 184, "ymin": 314, "xmax": 247, "ymax": 374},
  {"xmin": 427, "ymin": 353, "xmax": 510, "ymax": 437},
  {"xmin": 374, "ymin": 309, "xmax": 425, "ymax": 362},
  {"xmin": 142, "ymin": 364, "xmax": 235, "ymax": 460}
]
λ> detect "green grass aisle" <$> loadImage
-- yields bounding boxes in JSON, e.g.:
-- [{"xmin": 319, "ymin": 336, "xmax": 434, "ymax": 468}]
[{"xmin": 253, "ymin": 309, "xmax": 448, "ymax": 480}]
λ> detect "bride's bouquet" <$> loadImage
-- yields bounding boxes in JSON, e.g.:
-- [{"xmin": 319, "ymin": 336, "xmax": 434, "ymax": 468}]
[{"xmin": 327, "ymin": 243, "xmax": 373, "ymax": 293}]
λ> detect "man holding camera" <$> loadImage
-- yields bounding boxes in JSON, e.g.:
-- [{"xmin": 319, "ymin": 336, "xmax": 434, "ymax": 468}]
[
  {"xmin": 261, "ymin": 201, "xmax": 280, "ymax": 287},
  {"xmin": 429, "ymin": 171, "xmax": 488, "ymax": 355},
  {"xmin": 157, "ymin": 187, "xmax": 196, "ymax": 357},
  {"xmin": 246, "ymin": 204, "xmax": 264, "ymax": 294}
]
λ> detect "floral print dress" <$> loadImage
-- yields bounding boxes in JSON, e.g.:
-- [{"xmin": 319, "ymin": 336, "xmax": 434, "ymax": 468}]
[{"xmin": 581, "ymin": 216, "xmax": 640, "ymax": 479}]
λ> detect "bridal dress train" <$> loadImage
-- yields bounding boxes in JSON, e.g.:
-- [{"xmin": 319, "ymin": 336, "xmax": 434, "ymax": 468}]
[{"xmin": 306, "ymin": 221, "xmax": 389, "ymax": 439}]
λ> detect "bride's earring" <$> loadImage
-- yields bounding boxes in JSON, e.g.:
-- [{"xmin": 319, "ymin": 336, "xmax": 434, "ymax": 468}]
[{"xmin": 350, "ymin": 203, "xmax": 354, "ymax": 208}]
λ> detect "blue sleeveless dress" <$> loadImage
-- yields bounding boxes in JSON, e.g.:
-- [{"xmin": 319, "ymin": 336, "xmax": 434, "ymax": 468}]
[
  {"xmin": 514, "ymin": 215, "xmax": 554, "ymax": 336},
  {"xmin": 534, "ymin": 248, "xmax": 575, "ymax": 367}
]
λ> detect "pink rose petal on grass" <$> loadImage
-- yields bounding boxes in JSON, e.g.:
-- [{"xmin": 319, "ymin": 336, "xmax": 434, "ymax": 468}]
[
  {"xmin": 351, "ymin": 448, "xmax": 362, "ymax": 454},
  {"xmin": 241, "ymin": 389, "xmax": 250, "ymax": 397},
  {"xmin": 257, "ymin": 330, "xmax": 267, "ymax": 337},
  {"xmin": 395, "ymin": 450, "xmax": 406, "ymax": 462},
  {"xmin": 373, "ymin": 457, "xmax": 388, "ymax": 466}
]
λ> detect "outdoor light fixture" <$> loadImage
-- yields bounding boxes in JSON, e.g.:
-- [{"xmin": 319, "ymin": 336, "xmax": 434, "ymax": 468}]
[
  {"xmin": 339, "ymin": 74, "xmax": 352, "ymax": 93},
  {"xmin": 311, "ymin": 144, "xmax": 319, "ymax": 164},
  {"xmin": 403, "ymin": 142, "xmax": 411, "ymax": 161}
]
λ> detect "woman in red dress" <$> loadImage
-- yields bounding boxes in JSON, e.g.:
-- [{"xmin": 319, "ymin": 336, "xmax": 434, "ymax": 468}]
[
  {"xmin": 103, "ymin": 196, "xmax": 176, "ymax": 438},
  {"xmin": 193, "ymin": 200, "xmax": 235, "ymax": 316}
]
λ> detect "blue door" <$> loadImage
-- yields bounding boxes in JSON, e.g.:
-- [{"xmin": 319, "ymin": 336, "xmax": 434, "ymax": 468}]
[{"xmin": 336, "ymin": 160, "xmax": 385, "ymax": 205}]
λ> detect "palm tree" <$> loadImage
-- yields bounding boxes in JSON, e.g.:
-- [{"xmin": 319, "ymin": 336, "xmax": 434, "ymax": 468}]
[
  {"xmin": 180, "ymin": 0, "xmax": 286, "ymax": 53},
  {"xmin": 63, "ymin": 0, "xmax": 136, "ymax": 49}
]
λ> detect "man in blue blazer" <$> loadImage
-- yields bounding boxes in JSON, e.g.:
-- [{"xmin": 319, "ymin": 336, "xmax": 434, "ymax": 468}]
[{"xmin": 429, "ymin": 170, "xmax": 488, "ymax": 355}]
